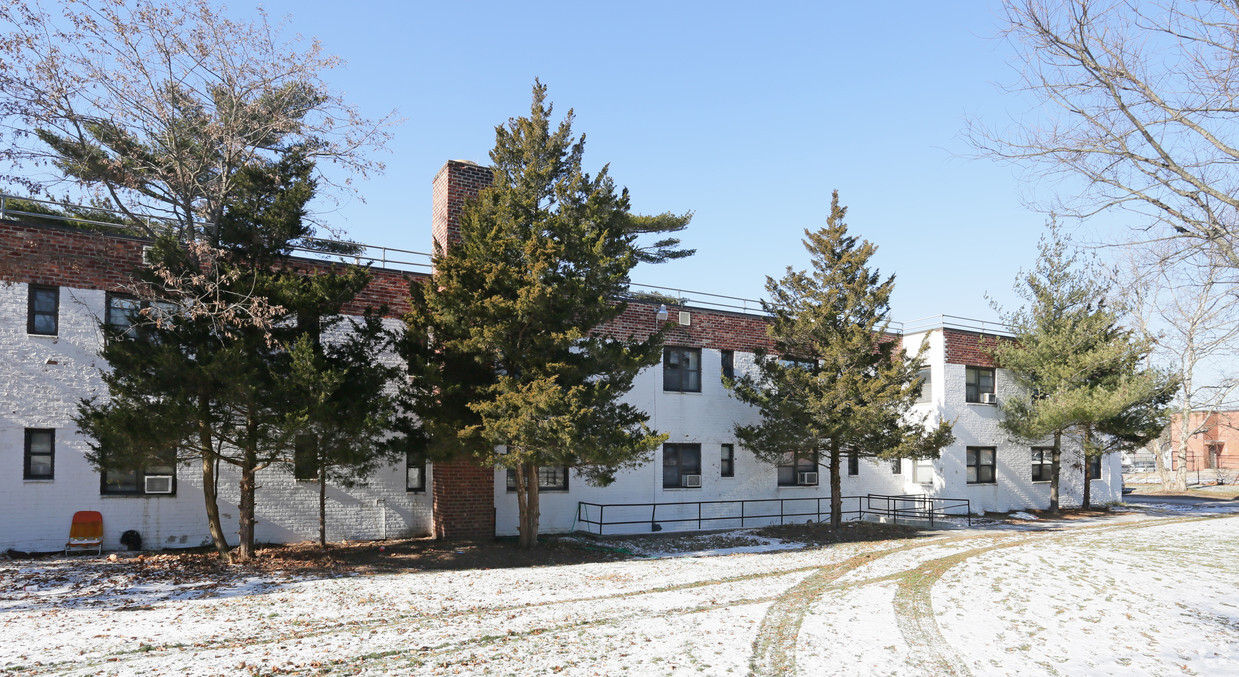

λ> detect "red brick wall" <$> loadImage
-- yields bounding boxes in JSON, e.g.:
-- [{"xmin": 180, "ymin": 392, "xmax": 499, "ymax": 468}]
[
  {"xmin": 431, "ymin": 459, "xmax": 496, "ymax": 539},
  {"xmin": 0, "ymin": 219, "xmax": 421, "ymax": 318},
  {"xmin": 943, "ymin": 328, "xmax": 1003, "ymax": 367},
  {"xmin": 0, "ymin": 220, "xmax": 147, "ymax": 291},
  {"xmin": 595, "ymin": 301, "xmax": 775, "ymax": 353}
]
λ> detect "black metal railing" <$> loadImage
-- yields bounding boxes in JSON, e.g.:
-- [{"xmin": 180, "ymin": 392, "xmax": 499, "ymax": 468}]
[
  {"xmin": 575, "ymin": 493, "xmax": 971, "ymax": 535},
  {"xmin": 863, "ymin": 494, "xmax": 971, "ymax": 527}
]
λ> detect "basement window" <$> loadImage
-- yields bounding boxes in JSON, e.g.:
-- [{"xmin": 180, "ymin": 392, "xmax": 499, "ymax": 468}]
[{"xmin": 506, "ymin": 466, "xmax": 569, "ymax": 492}]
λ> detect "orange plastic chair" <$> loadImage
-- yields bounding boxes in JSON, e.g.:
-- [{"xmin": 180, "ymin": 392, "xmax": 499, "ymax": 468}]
[{"xmin": 64, "ymin": 511, "xmax": 103, "ymax": 556}]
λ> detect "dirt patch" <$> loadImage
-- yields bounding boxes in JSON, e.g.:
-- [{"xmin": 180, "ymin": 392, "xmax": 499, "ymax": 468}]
[{"xmin": 4, "ymin": 522, "xmax": 925, "ymax": 582}]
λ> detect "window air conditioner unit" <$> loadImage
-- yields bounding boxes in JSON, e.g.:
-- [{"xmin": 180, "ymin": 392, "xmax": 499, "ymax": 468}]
[
  {"xmin": 144, "ymin": 475, "xmax": 173, "ymax": 494},
  {"xmin": 980, "ymin": 393, "xmax": 997, "ymax": 405},
  {"xmin": 678, "ymin": 311, "xmax": 691, "ymax": 326},
  {"xmin": 681, "ymin": 474, "xmax": 701, "ymax": 488},
  {"xmin": 799, "ymin": 472, "xmax": 819, "ymax": 486}
]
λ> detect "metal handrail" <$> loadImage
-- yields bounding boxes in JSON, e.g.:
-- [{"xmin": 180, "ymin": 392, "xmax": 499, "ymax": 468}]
[
  {"xmin": 626, "ymin": 282, "xmax": 767, "ymax": 315},
  {"xmin": 902, "ymin": 314, "xmax": 1013, "ymax": 337},
  {"xmin": 3, "ymin": 193, "xmax": 1002, "ymax": 330},
  {"xmin": 576, "ymin": 496, "xmax": 867, "ymax": 536},
  {"xmin": 576, "ymin": 493, "xmax": 973, "ymax": 535},
  {"xmin": 863, "ymin": 493, "xmax": 972, "ymax": 527}
]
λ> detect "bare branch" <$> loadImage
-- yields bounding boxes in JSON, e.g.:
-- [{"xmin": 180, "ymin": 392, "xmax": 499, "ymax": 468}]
[{"xmin": 0, "ymin": 0, "xmax": 396, "ymax": 243}]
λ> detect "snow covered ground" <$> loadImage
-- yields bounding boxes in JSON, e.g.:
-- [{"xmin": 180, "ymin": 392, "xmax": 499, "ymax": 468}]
[{"xmin": 3, "ymin": 506, "xmax": 1238, "ymax": 676}]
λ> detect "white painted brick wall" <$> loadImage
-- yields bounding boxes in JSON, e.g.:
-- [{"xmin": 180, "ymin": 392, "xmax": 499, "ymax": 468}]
[
  {"xmin": 496, "ymin": 330, "xmax": 1123, "ymax": 536},
  {"xmin": 1, "ymin": 282, "xmax": 432, "ymax": 553},
  {"xmin": 920, "ymin": 331, "xmax": 1121, "ymax": 513},
  {"xmin": 496, "ymin": 348, "xmax": 923, "ymax": 536},
  {"xmin": 1, "ymin": 279, "xmax": 1126, "ymax": 551}
]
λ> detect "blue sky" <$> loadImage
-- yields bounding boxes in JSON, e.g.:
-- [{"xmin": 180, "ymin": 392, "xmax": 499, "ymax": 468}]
[{"xmin": 253, "ymin": 1, "xmax": 1058, "ymax": 324}]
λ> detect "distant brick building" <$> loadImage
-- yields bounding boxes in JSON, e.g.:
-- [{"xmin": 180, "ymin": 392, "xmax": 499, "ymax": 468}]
[{"xmin": 1171, "ymin": 411, "xmax": 1239, "ymax": 474}]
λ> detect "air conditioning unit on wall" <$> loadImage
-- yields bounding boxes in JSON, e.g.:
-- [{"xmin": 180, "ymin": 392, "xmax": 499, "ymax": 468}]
[
  {"xmin": 798, "ymin": 471, "xmax": 819, "ymax": 486},
  {"xmin": 980, "ymin": 392, "xmax": 997, "ymax": 405},
  {"xmin": 681, "ymin": 474, "xmax": 702, "ymax": 488},
  {"xmin": 144, "ymin": 475, "xmax": 173, "ymax": 494}
]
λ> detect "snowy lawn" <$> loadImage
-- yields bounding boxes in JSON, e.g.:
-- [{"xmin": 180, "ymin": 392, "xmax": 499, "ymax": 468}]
[{"xmin": 3, "ymin": 508, "xmax": 1238, "ymax": 676}]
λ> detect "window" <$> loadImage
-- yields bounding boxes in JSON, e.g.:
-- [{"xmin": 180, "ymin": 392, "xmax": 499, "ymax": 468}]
[
  {"xmin": 663, "ymin": 443, "xmax": 701, "ymax": 488},
  {"xmin": 294, "ymin": 435, "xmax": 318, "ymax": 481},
  {"xmin": 965, "ymin": 366, "xmax": 995, "ymax": 403},
  {"xmin": 847, "ymin": 452, "xmax": 859, "ymax": 476},
  {"xmin": 966, "ymin": 446, "xmax": 996, "ymax": 484},
  {"xmin": 781, "ymin": 356, "xmax": 817, "ymax": 371},
  {"xmin": 664, "ymin": 347, "xmax": 701, "ymax": 392},
  {"xmin": 721, "ymin": 350, "xmax": 734, "ymax": 381},
  {"xmin": 891, "ymin": 457, "xmax": 903, "ymax": 474},
  {"xmin": 778, "ymin": 450, "xmax": 818, "ymax": 486},
  {"xmin": 913, "ymin": 458, "xmax": 935, "ymax": 484},
  {"xmin": 506, "ymin": 466, "xmax": 569, "ymax": 492},
  {"xmin": 23, "ymin": 429, "xmax": 54, "ymax": 480},
  {"xmin": 720, "ymin": 443, "xmax": 734, "ymax": 478},
  {"xmin": 1088, "ymin": 455, "xmax": 1102, "ymax": 481},
  {"xmin": 27, "ymin": 285, "xmax": 58, "ymax": 335},
  {"xmin": 406, "ymin": 451, "xmax": 426, "ymax": 492},
  {"xmin": 916, "ymin": 368, "xmax": 932, "ymax": 404},
  {"xmin": 1031, "ymin": 447, "xmax": 1053, "ymax": 482},
  {"xmin": 106, "ymin": 293, "xmax": 176, "ymax": 339},
  {"xmin": 101, "ymin": 456, "xmax": 175, "ymax": 495}
]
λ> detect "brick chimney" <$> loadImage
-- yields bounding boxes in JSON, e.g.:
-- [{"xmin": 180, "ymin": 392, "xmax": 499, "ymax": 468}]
[
  {"xmin": 431, "ymin": 160, "xmax": 494, "ymax": 254},
  {"xmin": 429, "ymin": 159, "xmax": 498, "ymax": 540}
]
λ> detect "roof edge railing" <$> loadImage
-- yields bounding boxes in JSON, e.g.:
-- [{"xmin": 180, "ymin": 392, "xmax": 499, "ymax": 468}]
[
  {"xmin": 902, "ymin": 314, "xmax": 1014, "ymax": 337},
  {"xmin": 3, "ymin": 194, "xmax": 1009, "ymax": 328}
]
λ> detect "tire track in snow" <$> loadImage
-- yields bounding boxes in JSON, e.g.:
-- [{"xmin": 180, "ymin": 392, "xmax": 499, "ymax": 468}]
[{"xmin": 887, "ymin": 515, "xmax": 1224, "ymax": 677}]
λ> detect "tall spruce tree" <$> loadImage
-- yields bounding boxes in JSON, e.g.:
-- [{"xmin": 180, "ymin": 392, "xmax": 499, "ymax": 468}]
[
  {"xmin": 992, "ymin": 223, "xmax": 1176, "ymax": 511},
  {"xmin": 402, "ymin": 82, "xmax": 676, "ymax": 548},
  {"xmin": 729, "ymin": 193, "xmax": 954, "ymax": 526},
  {"xmin": 75, "ymin": 153, "xmax": 395, "ymax": 562}
]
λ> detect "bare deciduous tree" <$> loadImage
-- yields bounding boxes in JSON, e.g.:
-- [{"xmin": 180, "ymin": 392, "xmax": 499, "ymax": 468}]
[
  {"xmin": 1118, "ymin": 244, "xmax": 1239, "ymax": 491},
  {"xmin": 970, "ymin": 0, "xmax": 1239, "ymax": 267},
  {"xmin": 0, "ymin": 0, "xmax": 394, "ymax": 244}
]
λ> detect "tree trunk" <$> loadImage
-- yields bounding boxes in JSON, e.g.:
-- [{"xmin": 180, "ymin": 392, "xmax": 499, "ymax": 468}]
[
  {"xmin": 236, "ymin": 447, "xmax": 257, "ymax": 562},
  {"xmin": 318, "ymin": 466, "xmax": 328, "ymax": 550},
  {"xmin": 1082, "ymin": 429, "xmax": 1092, "ymax": 510},
  {"xmin": 200, "ymin": 444, "xmax": 232, "ymax": 564},
  {"xmin": 1151, "ymin": 432, "xmax": 1173, "ymax": 490},
  {"xmin": 1172, "ymin": 406, "xmax": 1191, "ymax": 491},
  {"xmin": 516, "ymin": 462, "xmax": 540, "ymax": 549},
  {"xmin": 829, "ymin": 443, "xmax": 842, "ymax": 527},
  {"xmin": 1049, "ymin": 431, "xmax": 1061, "ymax": 514},
  {"xmin": 197, "ymin": 398, "xmax": 232, "ymax": 563}
]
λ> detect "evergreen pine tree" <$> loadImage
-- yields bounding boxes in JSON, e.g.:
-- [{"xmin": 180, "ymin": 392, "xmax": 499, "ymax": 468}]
[
  {"xmin": 729, "ymin": 193, "xmax": 954, "ymax": 526},
  {"xmin": 402, "ymin": 82, "xmax": 673, "ymax": 548},
  {"xmin": 75, "ymin": 152, "xmax": 395, "ymax": 562},
  {"xmin": 992, "ymin": 223, "xmax": 1177, "ymax": 511}
]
